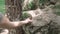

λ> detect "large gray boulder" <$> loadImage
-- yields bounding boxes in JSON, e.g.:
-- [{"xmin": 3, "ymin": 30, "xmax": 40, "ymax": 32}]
[{"xmin": 27, "ymin": 8, "xmax": 57, "ymax": 26}]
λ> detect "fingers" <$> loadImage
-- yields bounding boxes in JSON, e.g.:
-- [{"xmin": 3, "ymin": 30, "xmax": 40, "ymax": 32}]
[
  {"xmin": 23, "ymin": 18, "xmax": 32, "ymax": 24},
  {"xmin": 26, "ymin": 18, "xmax": 32, "ymax": 23}
]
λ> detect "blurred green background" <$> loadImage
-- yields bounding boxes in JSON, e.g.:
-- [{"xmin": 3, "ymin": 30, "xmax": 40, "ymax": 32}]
[{"xmin": 0, "ymin": 0, "xmax": 5, "ymax": 14}]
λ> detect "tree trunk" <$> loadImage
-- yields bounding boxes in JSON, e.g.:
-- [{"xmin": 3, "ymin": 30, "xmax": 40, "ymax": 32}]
[
  {"xmin": 5, "ymin": 0, "xmax": 23, "ymax": 34},
  {"xmin": 5, "ymin": 0, "xmax": 22, "ymax": 21}
]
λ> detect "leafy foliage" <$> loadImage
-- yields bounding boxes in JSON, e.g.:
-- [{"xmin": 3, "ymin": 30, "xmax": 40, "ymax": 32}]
[
  {"xmin": 21, "ymin": 12, "xmax": 31, "ymax": 20},
  {"xmin": 28, "ymin": 2, "xmax": 37, "ymax": 10}
]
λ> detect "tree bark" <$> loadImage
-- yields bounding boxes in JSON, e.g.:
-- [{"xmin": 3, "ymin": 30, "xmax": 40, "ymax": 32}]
[{"xmin": 5, "ymin": 0, "xmax": 23, "ymax": 34}]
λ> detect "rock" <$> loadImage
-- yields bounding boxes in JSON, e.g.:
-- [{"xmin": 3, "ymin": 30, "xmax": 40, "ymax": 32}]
[{"xmin": 27, "ymin": 8, "xmax": 56, "ymax": 26}]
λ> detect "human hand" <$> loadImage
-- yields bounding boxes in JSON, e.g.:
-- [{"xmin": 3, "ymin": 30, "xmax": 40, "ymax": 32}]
[{"xmin": 24, "ymin": 18, "xmax": 32, "ymax": 23}]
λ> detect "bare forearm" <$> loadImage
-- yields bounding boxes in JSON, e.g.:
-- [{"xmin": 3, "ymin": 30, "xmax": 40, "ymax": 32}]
[
  {"xmin": 0, "ymin": 19, "xmax": 31, "ymax": 29},
  {"xmin": 8, "ymin": 19, "xmax": 32, "ymax": 28},
  {"xmin": 0, "ymin": 21, "xmax": 25, "ymax": 29},
  {"xmin": 2, "ymin": 19, "xmax": 31, "ymax": 29},
  {"xmin": 0, "ymin": 13, "xmax": 32, "ymax": 29}
]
